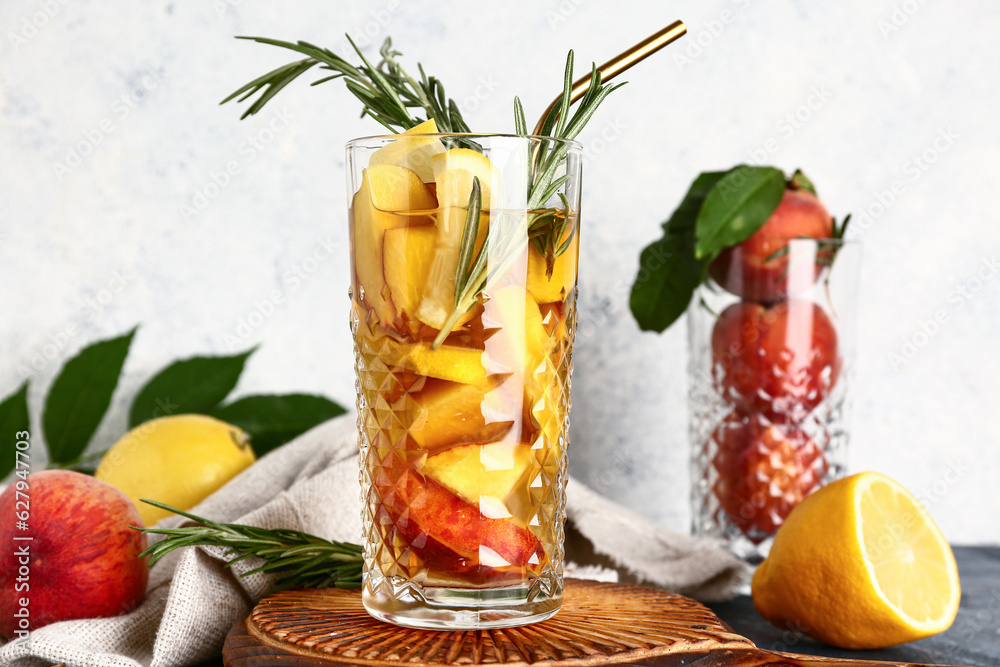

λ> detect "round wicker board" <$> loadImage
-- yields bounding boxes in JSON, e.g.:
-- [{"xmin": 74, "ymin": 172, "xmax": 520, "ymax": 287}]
[{"xmin": 222, "ymin": 579, "xmax": 959, "ymax": 667}]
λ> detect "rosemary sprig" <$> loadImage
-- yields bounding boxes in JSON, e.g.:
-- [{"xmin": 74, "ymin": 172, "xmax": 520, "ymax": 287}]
[
  {"xmin": 223, "ymin": 37, "xmax": 622, "ymax": 349},
  {"xmin": 134, "ymin": 500, "xmax": 363, "ymax": 592},
  {"xmin": 222, "ymin": 36, "xmax": 469, "ymax": 133},
  {"xmin": 431, "ymin": 52, "xmax": 623, "ymax": 347}
]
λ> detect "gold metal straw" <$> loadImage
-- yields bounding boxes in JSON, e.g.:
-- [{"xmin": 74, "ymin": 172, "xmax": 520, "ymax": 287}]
[{"xmin": 532, "ymin": 20, "xmax": 687, "ymax": 135}]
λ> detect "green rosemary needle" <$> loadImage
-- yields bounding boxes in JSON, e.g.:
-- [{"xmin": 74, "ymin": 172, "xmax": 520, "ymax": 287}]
[{"xmin": 134, "ymin": 500, "xmax": 363, "ymax": 592}]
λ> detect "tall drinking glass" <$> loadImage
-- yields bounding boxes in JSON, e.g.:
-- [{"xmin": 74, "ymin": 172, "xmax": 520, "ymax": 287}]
[
  {"xmin": 688, "ymin": 239, "xmax": 861, "ymax": 561},
  {"xmin": 346, "ymin": 133, "xmax": 582, "ymax": 629}
]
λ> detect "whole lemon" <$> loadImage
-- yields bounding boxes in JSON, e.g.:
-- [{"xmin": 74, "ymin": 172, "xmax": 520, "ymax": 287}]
[
  {"xmin": 752, "ymin": 471, "xmax": 960, "ymax": 649},
  {"xmin": 95, "ymin": 414, "xmax": 256, "ymax": 526}
]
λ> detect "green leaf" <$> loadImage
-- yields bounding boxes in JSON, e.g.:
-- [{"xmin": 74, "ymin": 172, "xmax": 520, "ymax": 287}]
[
  {"xmin": 630, "ymin": 172, "xmax": 728, "ymax": 333},
  {"xmin": 130, "ymin": 349, "xmax": 255, "ymax": 427},
  {"xmin": 630, "ymin": 233, "xmax": 704, "ymax": 333},
  {"xmin": 0, "ymin": 383, "xmax": 30, "ymax": 480},
  {"xmin": 211, "ymin": 394, "xmax": 346, "ymax": 457},
  {"xmin": 694, "ymin": 165, "xmax": 785, "ymax": 259},
  {"xmin": 789, "ymin": 168, "xmax": 817, "ymax": 196},
  {"xmin": 43, "ymin": 328, "xmax": 136, "ymax": 464},
  {"xmin": 834, "ymin": 213, "xmax": 852, "ymax": 240},
  {"xmin": 662, "ymin": 171, "xmax": 730, "ymax": 234}
]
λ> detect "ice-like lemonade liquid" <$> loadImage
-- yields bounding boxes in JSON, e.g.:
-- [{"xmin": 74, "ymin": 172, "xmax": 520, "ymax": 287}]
[{"xmin": 349, "ymin": 129, "xmax": 580, "ymax": 629}]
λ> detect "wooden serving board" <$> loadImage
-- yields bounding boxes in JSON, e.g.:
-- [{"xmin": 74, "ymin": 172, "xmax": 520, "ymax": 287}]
[{"xmin": 223, "ymin": 579, "xmax": 964, "ymax": 667}]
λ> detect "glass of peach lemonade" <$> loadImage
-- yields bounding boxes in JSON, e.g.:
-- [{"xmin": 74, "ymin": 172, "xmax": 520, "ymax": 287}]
[{"xmin": 346, "ymin": 124, "xmax": 581, "ymax": 629}]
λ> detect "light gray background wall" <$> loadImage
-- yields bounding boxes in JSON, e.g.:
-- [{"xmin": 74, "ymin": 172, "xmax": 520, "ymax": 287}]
[{"xmin": 2, "ymin": 1, "xmax": 997, "ymax": 542}]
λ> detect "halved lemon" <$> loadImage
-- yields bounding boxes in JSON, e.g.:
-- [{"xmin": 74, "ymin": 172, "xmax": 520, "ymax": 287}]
[{"xmin": 752, "ymin": 471, "xmax": 960, "ymax": 649}]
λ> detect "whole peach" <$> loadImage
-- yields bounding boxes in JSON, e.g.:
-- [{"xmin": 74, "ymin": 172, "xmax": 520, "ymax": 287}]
[
  {"xmin": 709, "ymin": 188, "xmax": 833, "ymax": 303},
  {"xmin": 712, "ymin": 410, "xmax": 828, "ymax": 542},
  {"xmin": 0, "ymin": 470, "xmax": 148, "ymax": 639},
  {"xmin": 711, "ymin": 300, "xmax": 840, "ymax": 420}
]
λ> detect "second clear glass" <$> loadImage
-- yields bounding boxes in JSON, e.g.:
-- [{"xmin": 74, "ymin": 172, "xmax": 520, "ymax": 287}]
[{"xmin": 689, "ymin": 239, "xmax": 861, "ymax": 561}]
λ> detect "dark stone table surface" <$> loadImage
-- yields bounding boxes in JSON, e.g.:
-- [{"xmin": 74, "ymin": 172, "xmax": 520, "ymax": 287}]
[{"xmin": 707, "ymin": 546, "xmax": 1000, "ymax": 667}]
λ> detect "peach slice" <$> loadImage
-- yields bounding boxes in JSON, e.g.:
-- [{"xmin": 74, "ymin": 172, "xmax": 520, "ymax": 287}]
[
  {"xmin": 431, "ymin": 148, "xmax": 502, "ymax": 208},
  {"xmin": 369, "ymin": 119, "xmax": 445, "ymax": 183},
  {"xmin": 365, "ymin": 164, "xmax": 437, "ymax": 212},
  {"xmin": 409, "ymin": 378, "xmax": 514, "ymax": 451},
  {"xmin": 420, "ymin": 442, "xmax": 535, "ymax": 516},
  {"xmin": 382, "ymin": 342, "xmax": 488, "ymax": 386},
  {"xmin": 352, "ymin": 165, "xmax": 436, "ymax": 327},
  {"xmin": 416, "ymin": 149, "xmax": 502, "ymax": 330},
  {"xmin": 527, "ymin": 229, "xmax": 579, "ymax": 304},
  {"xmin": 394, "ymin": 472, "xmax": 543, "ymax": 569},
  {"xmin": 383, "ymin": 225, "xmax": 436, "ymax": 322},
  {"xmin": 420, "ymin": 442, "xmax": 534, "ymax": 505}
]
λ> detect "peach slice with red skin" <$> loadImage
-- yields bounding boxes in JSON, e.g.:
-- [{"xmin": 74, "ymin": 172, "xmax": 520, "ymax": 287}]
[
  {"xmin": 420, "ymin": 442, "xmax": 536, "ymax": 523},
  {"xmin": 391, "ymin": 471, "xmax": 544, "ymax": 572}
]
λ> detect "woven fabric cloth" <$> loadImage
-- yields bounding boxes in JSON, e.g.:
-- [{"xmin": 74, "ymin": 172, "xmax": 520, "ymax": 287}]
[{"xmin": 0, "ymin": 415, "xmax": 747, "ymax": 667}]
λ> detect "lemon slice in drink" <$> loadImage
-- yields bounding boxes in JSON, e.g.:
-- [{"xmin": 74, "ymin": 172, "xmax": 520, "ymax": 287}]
[{"xmin": 752, "ymin": 471, "xmax": 960, "ymax": 649}]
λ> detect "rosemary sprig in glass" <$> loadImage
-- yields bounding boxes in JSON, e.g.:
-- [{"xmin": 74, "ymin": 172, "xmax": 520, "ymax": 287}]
[
  {"xmin": 135, "ymin": 500, "xmax": 363, "ymax": 592},
  {"xmin": 223, "ymin": 37, "xmax": 623, "ymax": 349},
  {"xmin": 221, "ymin": 36, "xmax": 470, "ymax": 133},
  {"xmin": 432, "ymin": 52, "xmax": 623, "ymax": 347}
]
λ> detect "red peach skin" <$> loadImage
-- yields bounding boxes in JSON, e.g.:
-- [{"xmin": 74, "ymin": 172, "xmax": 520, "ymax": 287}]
[
  {"xmin": 712, "ymin": 410, "xmax": 828, "ymax": 542},
  {"xmin": 712, "ymin": 300, "xmax": 840, "ymax": 420},
  {"xmin": 709, "ymin": 189, "xmax": 833, "ymax": 303}
]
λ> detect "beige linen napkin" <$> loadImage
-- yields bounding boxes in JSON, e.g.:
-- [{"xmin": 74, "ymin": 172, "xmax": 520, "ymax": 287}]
[{"xmin": 0, "ymin": 414, "xmax": 747, "ymax": 667}]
